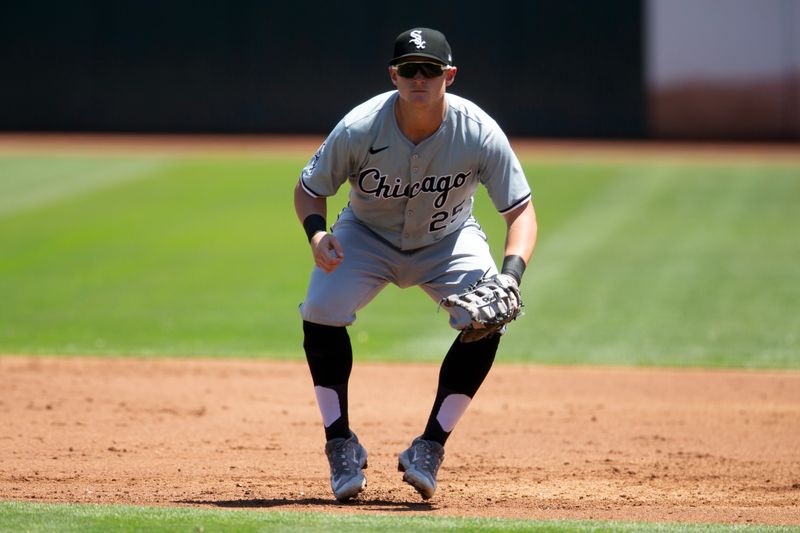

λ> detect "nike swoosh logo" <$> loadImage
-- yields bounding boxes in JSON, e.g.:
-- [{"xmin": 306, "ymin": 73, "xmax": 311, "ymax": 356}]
[{"xmin": 368, "ymin": 145, "xmax": 389, "ymax": 154}]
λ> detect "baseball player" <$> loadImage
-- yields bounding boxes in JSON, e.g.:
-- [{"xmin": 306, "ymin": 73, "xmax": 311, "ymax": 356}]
[{"xmin": 293, "ymin": 27, "xmax": 537, "ymax": 502}]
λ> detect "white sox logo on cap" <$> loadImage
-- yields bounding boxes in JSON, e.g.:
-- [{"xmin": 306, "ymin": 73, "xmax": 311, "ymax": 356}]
[
  {"xmin": 409, "ymin": 30, "xmax": 426, "ymax": 49},
  {"xmin": 390, "ymin": 27, "xmax": 452, "ymax": 66}
]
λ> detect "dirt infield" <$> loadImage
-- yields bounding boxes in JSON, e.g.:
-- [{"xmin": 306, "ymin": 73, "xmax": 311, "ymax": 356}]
[{"xmin": 1, "ymin": 356, "xmax": 798, "ymax": 525}]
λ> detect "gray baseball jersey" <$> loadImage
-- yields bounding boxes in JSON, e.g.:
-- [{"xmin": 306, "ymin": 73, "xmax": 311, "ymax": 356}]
[
  {"xmin": 299, "ymin": 91, "xmax": 531, "ymax": 251},
  {"xmin": 299, "ymin": 90, "xmax": 531, "ymax": 328}
]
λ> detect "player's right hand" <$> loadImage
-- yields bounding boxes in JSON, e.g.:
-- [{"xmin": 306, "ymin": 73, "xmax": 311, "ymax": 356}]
[{"xmin": 310, "ymin": 232, "xmax": 344, "ymax": 273}]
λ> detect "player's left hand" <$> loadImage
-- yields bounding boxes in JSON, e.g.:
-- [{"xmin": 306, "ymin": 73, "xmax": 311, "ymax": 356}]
[{"xmin": 440, "ymin": 273, "xmax": 522, "ymax": 342}]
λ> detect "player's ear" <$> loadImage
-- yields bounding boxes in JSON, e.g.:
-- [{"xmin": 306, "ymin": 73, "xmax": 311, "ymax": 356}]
[
  {"xmin": 445, "ymin": 66, "xmax": 457, "ymax": 86},
  {"xmin": 389, "ymin": 66, "xmax": 399, "ymax": 87}
]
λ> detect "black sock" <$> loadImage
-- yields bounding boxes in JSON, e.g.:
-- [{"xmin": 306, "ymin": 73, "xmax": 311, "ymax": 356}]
[
  {"xmin": 303, "ymin": 321, "xmax": 353, "ymax": 441},
  {"xmin": 421, "ymin": 333, "xmax": 500, "ymax": 446}
]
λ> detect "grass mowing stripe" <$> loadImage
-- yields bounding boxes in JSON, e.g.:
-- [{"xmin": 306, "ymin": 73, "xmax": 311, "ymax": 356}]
[
  {"xmin": 516, "ymin": 164, "xmax": 688, "ymax": 362},
  {"xmin": 0, "ymin": 502, "xmax": 796, "ymax": 533},
  {"xmin": 0, "ymin": 156, "xmax": 166, "ymax": 217},
  {"xmin": 0, "ymin": 157, "xmax": 305, "ymax": 357},
  {"xmin": 497, "ymin": 162, "xmax": 800, "ymax": 367},
  {"xmin": 0, "ymin": 156, "xmax": 798, "ymax": 367},
  {"xmin": 522, "ymin": 165, "xmax": 674, "ymax": 304}
]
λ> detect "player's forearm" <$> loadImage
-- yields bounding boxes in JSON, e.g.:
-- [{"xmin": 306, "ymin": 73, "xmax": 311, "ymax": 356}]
[
  {"xmin": 502, "ymin": 201, "xmax": 537, "ymax": 265},
  {"xmin": 294, "ymin": 180, "xmax": 332, "ymax": 246},
  {"xmin": 294, "ymin": 180, "xmax": 328, "ymax": 224}
]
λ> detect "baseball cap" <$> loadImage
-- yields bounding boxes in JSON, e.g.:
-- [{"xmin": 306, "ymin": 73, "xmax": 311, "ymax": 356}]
[{"xmin": 389, "ymin": 28, "xmax": 453, "ymax": 66}]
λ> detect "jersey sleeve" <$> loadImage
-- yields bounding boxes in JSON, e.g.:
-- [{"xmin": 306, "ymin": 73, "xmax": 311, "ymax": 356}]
[
  {"xmin": 478, "ymin": 125, "xmax": 531, "ymax": 214},
  {"xmin": 298, "ymin": 119, "xmax": 353, "ymax": 198}
]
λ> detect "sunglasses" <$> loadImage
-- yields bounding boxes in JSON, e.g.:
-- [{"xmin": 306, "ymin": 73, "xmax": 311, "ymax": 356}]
[{"xmin": 393, "ymin": 62, "xmax": 451, "ymax": 79}]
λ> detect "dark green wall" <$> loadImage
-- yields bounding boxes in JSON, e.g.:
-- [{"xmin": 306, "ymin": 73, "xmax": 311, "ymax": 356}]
[{"xmin": 0, "ymin": 1, "xmax": 645, "ymax": 137}]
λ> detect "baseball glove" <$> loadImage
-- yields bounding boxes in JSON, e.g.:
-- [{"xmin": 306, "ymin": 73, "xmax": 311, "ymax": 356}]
[{"xmin": 440, "ymin": 273, "xmax": 522, "ymax": 343}]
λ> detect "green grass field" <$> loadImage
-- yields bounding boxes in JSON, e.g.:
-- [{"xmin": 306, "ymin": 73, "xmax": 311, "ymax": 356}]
[
  {"xmin": 1, "ymin": 148, "xmax": 799, "ymax": 532},
  {"xmin": 1, "ymin": 153, "xmax": 798, "ymax": 367},
  {"xmin": 1, "ymin": 502, "xmax": 797, "ymax": 533}
]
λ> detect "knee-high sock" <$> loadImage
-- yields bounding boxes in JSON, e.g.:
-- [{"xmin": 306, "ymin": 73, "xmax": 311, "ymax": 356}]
[
  {"xmin": 303, "ymin": 321, "xmax": 353, "ymax": 441},
  {"xmin": 421, "ymin": 333, "xmax": 501, "ymax": 446}
]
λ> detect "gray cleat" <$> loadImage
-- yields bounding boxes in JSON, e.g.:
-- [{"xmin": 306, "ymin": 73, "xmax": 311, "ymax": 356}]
[
  {"xmin": 324, "ymin": 432, "xmax": 368, "ymax": 502},
  {"xmin": 397, "ymin": 436, "xmax": 444, "ymax": 500}
]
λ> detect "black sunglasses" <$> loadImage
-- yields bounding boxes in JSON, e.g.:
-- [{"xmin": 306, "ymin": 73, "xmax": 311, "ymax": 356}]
[{"xmin": 393, "ymin": 62, "xmax": 451, "ymax": 79}]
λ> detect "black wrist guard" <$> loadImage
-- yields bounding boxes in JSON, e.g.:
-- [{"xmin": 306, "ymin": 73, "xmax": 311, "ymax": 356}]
[
  {"xmin": 501, "ymin": 255, "xmax": 526, "ymax": 285},
  {"xmin": 302, "ymin": 214, "xmax": 326, "ymax": 242}
]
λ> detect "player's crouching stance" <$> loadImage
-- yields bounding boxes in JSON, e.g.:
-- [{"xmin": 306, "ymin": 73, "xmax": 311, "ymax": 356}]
[{"xmin": 293, "ymin": 28, "xmax": 537, "ymax": 502}]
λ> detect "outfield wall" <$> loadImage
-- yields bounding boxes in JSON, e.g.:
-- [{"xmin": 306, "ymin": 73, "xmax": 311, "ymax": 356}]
[
  {"xmin": 0, "ymin": 1, "xmax": 643, "ymax": 138},
  {"xmin": 1, "ymin": 1, "xmax": 798, "ymax": 139}
]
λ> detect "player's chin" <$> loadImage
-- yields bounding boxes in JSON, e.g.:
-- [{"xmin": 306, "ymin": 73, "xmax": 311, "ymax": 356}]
[{"xmin": 403, "ymin": 93, "xmax": 433, "ymax": 106}]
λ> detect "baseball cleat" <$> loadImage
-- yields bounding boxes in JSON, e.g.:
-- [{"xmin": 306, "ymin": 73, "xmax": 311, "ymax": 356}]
[
  {"xmin": 398, "ymin": 436, "xmax": 444, "ymax": 500},
  {"xmin": 324, "ymin": 432, "xmax": 368, "ymax": 502}
]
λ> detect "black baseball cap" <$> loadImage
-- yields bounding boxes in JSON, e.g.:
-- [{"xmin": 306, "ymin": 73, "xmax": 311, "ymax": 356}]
[{"xmin": 389, "ymin": 28, "xmax": 453, "ymax": 66}]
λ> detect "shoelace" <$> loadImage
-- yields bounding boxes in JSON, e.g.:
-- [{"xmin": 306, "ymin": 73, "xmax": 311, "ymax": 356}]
[
  {"xmin": 414, "ymin": 442, "xmax": 442, "ymax": 471},
  {"xmin": 332, "ymin": 441, "xmax": 356, "ymax": 476}
]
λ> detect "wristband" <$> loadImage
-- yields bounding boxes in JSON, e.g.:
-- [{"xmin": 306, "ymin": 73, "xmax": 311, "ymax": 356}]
[
  {"xmin": 302, "ymin": 214, "xmax": 326, "ymax": 242},
  {"xmin": 501, "ymin": 255, "xmax": 526, "ymax": 285}
]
